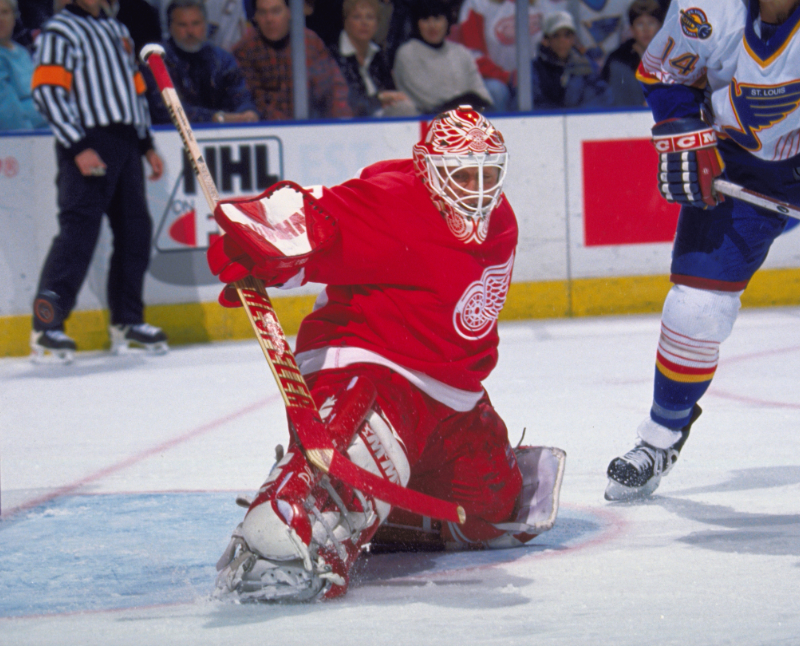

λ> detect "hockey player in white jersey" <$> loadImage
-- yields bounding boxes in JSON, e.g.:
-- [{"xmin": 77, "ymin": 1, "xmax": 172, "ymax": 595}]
[{"xmin": 605, "ymin": 0, "xmax": 800, "ymax": 500}]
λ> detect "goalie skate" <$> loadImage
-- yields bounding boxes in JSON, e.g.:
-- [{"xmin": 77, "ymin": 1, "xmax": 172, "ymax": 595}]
[
  {"xmin": 605, "ymin": 405, "xmax": 702, "ymax": 501},
  {"xmin": 214, "ymin": 520, "xmax": 344, "ymax": 603},
  {"xmin": 30, "ymin": 329, "xmax": 76, "ymax": 364}
]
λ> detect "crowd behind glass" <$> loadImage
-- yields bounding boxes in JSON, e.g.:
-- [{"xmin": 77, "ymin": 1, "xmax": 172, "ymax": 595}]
[{"xmin": 0, "ymin": 0, "xmax": 672, "ymax": 131}]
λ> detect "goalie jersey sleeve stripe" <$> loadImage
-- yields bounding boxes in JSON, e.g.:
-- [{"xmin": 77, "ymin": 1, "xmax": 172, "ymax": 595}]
[{"xmin": 32, "ymin": 6, "xmax": 152, "ymax": 150}]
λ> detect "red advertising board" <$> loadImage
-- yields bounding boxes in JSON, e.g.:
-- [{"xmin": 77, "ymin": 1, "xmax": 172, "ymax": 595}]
[{"xmin": 582, "ymin": 138, "xmax": 681, "ymax": 246}]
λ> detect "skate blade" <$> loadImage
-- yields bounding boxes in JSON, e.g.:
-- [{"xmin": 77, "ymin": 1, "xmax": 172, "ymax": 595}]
[
  {"xmin": 604, "ymin": 476, "xmax": 661, "ymax": 502},
  {"xmin": 215, "ymin": 558, "xmax": 324, "ymax": 604},
  {"xmin": 30, "ymin": 346, "xmax": 74, "ymax": 365},
  {"xmin": 111, "ymin": 341, "xmax": 169, "ymax": 356}
]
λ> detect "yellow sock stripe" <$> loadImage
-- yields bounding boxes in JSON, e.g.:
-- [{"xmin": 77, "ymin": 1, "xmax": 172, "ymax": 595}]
[{"xmin": 656, "ymin": 358, "xmax": 716, "ymax": 383}]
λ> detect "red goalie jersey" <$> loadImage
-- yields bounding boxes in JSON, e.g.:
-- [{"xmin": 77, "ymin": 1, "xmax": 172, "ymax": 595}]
[{"xmin": 294, "ymin": 157, "xmax": 518, "ymax": 410}]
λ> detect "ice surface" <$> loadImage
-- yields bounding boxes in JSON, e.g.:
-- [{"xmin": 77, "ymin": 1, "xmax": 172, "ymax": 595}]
[{"xmin": 1, "ymin": 308, "xmax": 799, "ymax": 645}]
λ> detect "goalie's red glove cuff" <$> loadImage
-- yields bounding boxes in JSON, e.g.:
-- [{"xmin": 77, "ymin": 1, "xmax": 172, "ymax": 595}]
[
  {"xmin": 208, "ymin": 234, "xmax": 249, "ymax": 277},
  {"xmin": 208, "ymin": 232, "xmax": 299, "ymax": 286},
  {"xmin": 219, "ymin": 283, "xmax": 243, "ymax": 308}
]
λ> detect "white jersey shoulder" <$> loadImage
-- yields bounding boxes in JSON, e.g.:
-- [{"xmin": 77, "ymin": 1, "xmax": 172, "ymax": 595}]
[
  {"xmin": 640, "ymin": 0, "xmax": 747, "ymax": 88},
  {"xmin": 641, "ymin": 0, "xmax": 800, "ymax": 161}
]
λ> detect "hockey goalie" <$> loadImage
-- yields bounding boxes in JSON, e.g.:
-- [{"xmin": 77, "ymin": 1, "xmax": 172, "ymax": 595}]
[{"xmin": 209, "ymin": 106, "xmax": 566, "ymax": 602}]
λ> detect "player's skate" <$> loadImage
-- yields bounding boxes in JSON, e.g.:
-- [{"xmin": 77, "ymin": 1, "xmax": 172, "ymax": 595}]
[
  {"xmin": 215, "ymin": 406, "xmax": 410, "ymax": 602},
  {"xmin": 109, "ymin": 323, "xmax": 169, "ymax": 354},
  {"xmin": 30, "ymin": 329, "xmax": 77, "ymax": 364},
  {"xmin": 605, "ymin": 405, "xmax": 702, "ymax": 501}
]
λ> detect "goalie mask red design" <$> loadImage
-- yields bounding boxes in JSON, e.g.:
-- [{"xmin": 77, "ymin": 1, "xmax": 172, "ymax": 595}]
[{"xmin": 413, "ymin": 106, "xmax": 508, "ymax": 244}]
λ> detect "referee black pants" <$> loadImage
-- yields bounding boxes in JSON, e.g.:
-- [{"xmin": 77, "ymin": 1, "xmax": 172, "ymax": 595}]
[{"xmin": 34, "ymin": 126, "xmax": 153, "ymax": 331}]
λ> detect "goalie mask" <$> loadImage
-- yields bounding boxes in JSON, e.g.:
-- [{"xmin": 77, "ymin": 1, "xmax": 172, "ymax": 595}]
[{"xmin": 413, "ymin": 106, "xmax": 508, "ymax": 244}]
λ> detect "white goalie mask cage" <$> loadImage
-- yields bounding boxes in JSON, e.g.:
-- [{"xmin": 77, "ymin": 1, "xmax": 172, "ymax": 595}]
[{"xmin": 413, "ymin": 106, "xmax": 508, "ymax": 243}]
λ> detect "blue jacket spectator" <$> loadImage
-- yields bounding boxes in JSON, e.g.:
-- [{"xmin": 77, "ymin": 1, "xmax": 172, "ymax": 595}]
[
  {"xmin": 530, "ymin": 11, "xmax": 608, "ymax": 110},
  {"xmin": 0, "ymin": 0, "xmax": 47, "ymax": 130},
  {"xmin": 600, "ymin": 0, "xmax": 665, "ymax": 107},
  {"xmin": 145, "ymin": 0, "xmax": 258, "ymax": 125}
]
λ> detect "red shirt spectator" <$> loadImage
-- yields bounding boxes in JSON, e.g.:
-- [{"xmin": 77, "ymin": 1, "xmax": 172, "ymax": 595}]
[{"xmin": 233, "ymin": 0, "xmax": 352, "ymax": 120}]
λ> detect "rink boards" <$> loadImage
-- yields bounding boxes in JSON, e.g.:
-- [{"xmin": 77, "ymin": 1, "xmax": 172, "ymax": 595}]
[{"xmin": 2, "ymin": 111, "xmax": 799, "ymax": 355}]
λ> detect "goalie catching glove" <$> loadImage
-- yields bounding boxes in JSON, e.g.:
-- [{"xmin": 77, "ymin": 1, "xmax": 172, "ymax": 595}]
[
  {"xmin": 207, "ymin": 181, "xmax": 337, "ymax": 306},
  {"xmin": 652, "ymin": 117, "xmax": 724, "ymax": 209}
]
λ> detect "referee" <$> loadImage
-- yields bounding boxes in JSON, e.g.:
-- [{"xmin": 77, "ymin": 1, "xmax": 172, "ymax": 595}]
[{"xmin": 30, "ymin": 0, "xmax": 168, "ymax": 362}]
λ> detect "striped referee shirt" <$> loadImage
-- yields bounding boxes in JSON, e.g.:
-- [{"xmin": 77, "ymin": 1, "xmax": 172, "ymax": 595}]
[{"xmin": 31, "ymin": 4, "xmax": 152, "ymax": 151}]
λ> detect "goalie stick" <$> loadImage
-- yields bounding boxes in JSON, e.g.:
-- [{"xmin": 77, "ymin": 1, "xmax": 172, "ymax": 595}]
[
  {"xmin": 713, "ymin": 179, "xmax": 800, "ymax": 220},
  {"xmin": 141, "ymin": 44, "xmax": 465, "ymax": 526}
]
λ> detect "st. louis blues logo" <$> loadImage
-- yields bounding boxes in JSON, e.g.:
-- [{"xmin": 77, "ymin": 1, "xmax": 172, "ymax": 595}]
[
  {"xmin": 723, "ymin": 79, "xmax": 800, "ymax": 152},
  {"xmin": 680, "ymin": 8, "xmax": 712, "ymax": 39}
]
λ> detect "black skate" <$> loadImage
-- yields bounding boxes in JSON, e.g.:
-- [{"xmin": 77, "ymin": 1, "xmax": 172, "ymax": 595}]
[
  {"xmin": 605, "ymin": 405, "xmax": 702, "ymax": 501},
  {"xmin": 30, "ymin": 329, "xmax": 77, "ymax": 364},
  {"xmin": 110, "ymin": 323, "xmax": 169, "ymax": 354}
]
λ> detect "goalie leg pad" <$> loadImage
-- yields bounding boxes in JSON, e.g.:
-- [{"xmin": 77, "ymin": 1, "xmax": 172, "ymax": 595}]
[
  {"xmin": 485, "ymin": 446, "xmax": 566, "ymax": 548},
  {"xmin": 216, "ymin": 403, "xmax": 410, "ymax": 602},
  {"xmin": 371, "ymin": 446, "xmax": 566, "ymax": 551}
]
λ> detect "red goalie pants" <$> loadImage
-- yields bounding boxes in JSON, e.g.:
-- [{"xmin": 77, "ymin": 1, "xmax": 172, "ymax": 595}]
[{"xmin": 305, "ymin": 364, "xmax": 523, "ymax": 544}]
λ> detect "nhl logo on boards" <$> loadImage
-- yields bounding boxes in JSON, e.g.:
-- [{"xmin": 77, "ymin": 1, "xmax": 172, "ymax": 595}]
[{"xmin": 155, "ymin": 135, "xmax": 283, "ymax": 253}]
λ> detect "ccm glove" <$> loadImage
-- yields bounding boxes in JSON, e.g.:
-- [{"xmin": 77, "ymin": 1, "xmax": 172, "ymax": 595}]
[{"xmin": 652, "ymin": 117, "xmax": 724, "ymax": 208}]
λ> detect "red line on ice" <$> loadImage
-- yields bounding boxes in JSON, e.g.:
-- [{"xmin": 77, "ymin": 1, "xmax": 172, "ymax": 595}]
[
  {"xmin": 2, "ymin": 396, "xmax": 278, "ymax": 518},
  {"xmin": 706, "ymin": 390, "xmax": 800, "ymax": 409}
]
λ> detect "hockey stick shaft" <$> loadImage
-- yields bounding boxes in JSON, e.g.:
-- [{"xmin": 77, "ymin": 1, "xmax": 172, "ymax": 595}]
[
  {"xmin": 713, "ymin": 179, "xmax": 800, "ymax": 219},
  {"xmin": 140, "ymin": 45, "xmax": 464, "ymax": 525}
]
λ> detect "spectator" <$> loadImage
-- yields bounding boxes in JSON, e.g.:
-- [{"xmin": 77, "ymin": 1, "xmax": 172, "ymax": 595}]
[
  {"xmin": 456, "ymin": 0, "xmax": 566, "ymax": 113},
  {"xmin": 30, "ymin": 0, "xmax": 168, "ymax": 361},
  {"xmin": 0, "ymin": 0, "xmax": 48, "ymax": 130},
  {"xmin": 112, "ymin": 0, "xmax": 163, "ymax": 55},
  {"xmin": 529, "ymin": 11, "xmax": 608, "ymax": 110},
  {"xmin": 12, "ymin": 0, "xmax": 72, "ymax": 52},
  {"xmin": 205, "ymin": 0, "xmax": 249, "ymax": 52},
  {"xmin": 234, "ymin": 0, "xmax": 352, "ymax": 120},
  {"xmin": 329, "ymin": 0, "xmax": 416, "ymax": 117},
  {"xmin": 393, "ymin": 0, "xmax": 492, "ymax": 115},
  {"xmin": 568, "ymin": 0, "xmax": 631, "ymax": 68},
  {"xmin": 145, "ymin": 0, "xmax": 258, "ymax": 124},
  {"xmin": 384, "ymin": 0, "xmax": 462, "ymax": 69},
  {"xmin": 600, "ymin": 0, "xmax": 664, "ymax": 107}
]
